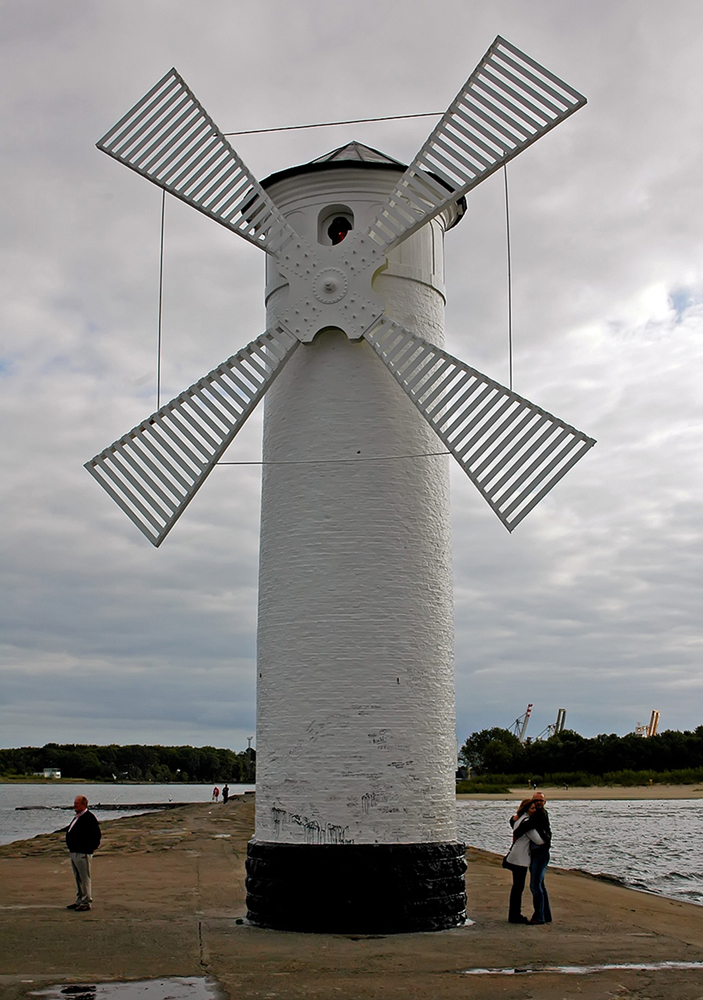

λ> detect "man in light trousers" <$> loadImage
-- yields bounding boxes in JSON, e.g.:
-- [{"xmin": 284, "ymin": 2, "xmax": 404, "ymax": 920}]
[{"xmin": 65, "ymin": 795, "xmax": 101, "ymax": 911}]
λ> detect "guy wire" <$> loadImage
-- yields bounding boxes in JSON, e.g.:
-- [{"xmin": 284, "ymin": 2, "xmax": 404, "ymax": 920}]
[
  {"xmin": 156, "ymin": 189, "xmax": 166, "ymax": 410},
  {"xmin": 223, "ymin": 110, "xmax": 442, "ymax": 137},
  {"xmin": 217, "ymin": 451, "xmax": 451, "ymax": 466},
  {"xmin": 503, "ymin": 163, "xmax": 513, "ymax": 392}
]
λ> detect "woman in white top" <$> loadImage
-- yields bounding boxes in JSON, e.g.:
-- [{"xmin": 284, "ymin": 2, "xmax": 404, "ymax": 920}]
[{"xmin": 503, "ymin": 800, "xmax": 545, "ymax": 923}]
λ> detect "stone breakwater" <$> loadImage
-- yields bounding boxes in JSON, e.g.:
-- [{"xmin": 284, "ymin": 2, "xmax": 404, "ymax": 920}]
[{"xmin": 1, "ymin": 799, "xmax": 703, "ymax": 1000}]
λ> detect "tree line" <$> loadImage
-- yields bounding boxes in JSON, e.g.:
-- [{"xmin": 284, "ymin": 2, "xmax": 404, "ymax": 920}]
[
  {"xmin": 0, "ymin": 743, "xmax": 256, "ymax": 783},
  {"xmin": 459, "ymin": 726, "xmax": 703, "ymax": 784}
]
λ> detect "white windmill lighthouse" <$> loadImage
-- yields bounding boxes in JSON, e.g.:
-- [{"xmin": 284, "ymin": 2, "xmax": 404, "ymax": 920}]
[{"xmin": 87, "ymin": 36, "xmax": 594, "ymax": 932}]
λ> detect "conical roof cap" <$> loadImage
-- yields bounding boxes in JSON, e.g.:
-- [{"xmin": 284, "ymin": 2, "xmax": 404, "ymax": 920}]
[
  {"xmin": 261, "ymin": 140, "xmax": 407, "ymax": 189},
  {"xmin": 309, "ymin": 141, "xmax": 406, "ymax": 168}
]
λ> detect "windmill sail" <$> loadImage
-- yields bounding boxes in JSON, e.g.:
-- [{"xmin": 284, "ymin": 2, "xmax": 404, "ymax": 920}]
[
  {"xmin": 97, "ymin": 69, "xmax": 297, "ymax": 255},
  {"xmin": 86, "ymin": 326, "xmax": 298, "ymax": 546},
  {"xmin": 364, "ymin": 318, "xmax": 595, "ymax": 531},
  {"xmin": 366, "ymin": 36, "xmax": 586, "ymax": 253},
  {"xmin": 89, "ymin": 39, "xmax": 593, "ymax": 544}
]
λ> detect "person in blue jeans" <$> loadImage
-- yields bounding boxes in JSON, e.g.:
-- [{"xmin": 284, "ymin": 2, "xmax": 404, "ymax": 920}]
[
  {"xmin": 504, "ymin": 798, "xmax": 545, "ymax": 923},
  {"xmin": 525, "ymin": 791, "xmax": 552, "ymax": 924}
]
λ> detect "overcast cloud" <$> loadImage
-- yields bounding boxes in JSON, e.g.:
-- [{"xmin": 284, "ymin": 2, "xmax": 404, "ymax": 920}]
[{"xmin": 1, "ymin": 0, "xmax": 702, "ymax": 750}]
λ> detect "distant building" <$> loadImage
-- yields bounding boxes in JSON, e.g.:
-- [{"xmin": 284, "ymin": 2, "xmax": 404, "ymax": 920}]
[{"xmin": 43, "ymin": 768, "xmax": 61, "ymax": 779}]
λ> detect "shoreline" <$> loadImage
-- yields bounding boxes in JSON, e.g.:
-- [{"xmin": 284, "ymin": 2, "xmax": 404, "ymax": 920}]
[
  {"xmin": 4, "ymin": 778, "xmax": 703, "ymax": 798},
  {"xmin": 2, "ymin": 801, "xmax": 703, "ymax": 999},
  {"xmin": 458, "ymin": 782, "xmax": 703, "ymax": 800},
  {"xmin": 0, "ymin": 778, "xmax": 253, "ymax": 785}
]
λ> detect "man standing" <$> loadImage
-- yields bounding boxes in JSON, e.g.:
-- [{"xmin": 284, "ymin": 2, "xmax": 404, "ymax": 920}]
[
  {"xmin": 65, "ymin": 795, "xmax": 101, "ymax": 911},
  {"xmin": 528, "ymin": 791, "xmax": 552, "ymax": 924}
]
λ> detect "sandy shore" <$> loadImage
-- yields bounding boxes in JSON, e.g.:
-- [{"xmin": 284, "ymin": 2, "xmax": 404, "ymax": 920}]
[
  {"xmin": 459, "ymin": 783, "xmax": 703, "ymax": 800},
  {"xmin": 1, "ymin": 797, "xmax": 703, "ymax": 1000}
]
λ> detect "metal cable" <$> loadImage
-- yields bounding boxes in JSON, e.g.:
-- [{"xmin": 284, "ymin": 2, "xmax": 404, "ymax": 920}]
[
  {"xmin": 216, "ymin": 451, "xmax": 451, "ymax": 466},
  {"xmin": 156, "ymin": 190, "xmax": 166, "ymax": 409},
  {"xmin": 503, "ymin": 164, "xmax": 513, "ymax": 392},
  {"xmin": 222, "ymin": 110, "xmax": 442, "ymax": 137}
]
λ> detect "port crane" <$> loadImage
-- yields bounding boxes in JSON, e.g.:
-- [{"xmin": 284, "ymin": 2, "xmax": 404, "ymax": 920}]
[
  {"xmin": 509, "ymin": 704, "xmax": 533, "ymax": 743},
  {"xmin": 635, "ymin": 710, "xmax": 660, "ymax": 738},
  {"xmin": 536, "ymin": 708, "xmax": 567, "ymax": 740}
]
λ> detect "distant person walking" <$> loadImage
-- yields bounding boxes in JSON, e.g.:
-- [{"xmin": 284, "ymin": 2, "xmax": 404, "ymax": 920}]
[
  {"xmin": 65, "ymin": 795, "xmax": 101, "ymax": 911},
  {"xmin": 222, "ymin": 784, "xmax": 229, "ymax": 804},
  {"xmin": 212, "ymin": 786, "xmax": 220, "ymax": 802},
  {"xmin": 522, "ymin": 791, "xmax": 552, "ymax": 924},
  {"xmin": 503, "ymin": 798, "xmax": 545, "ymax": 923}
]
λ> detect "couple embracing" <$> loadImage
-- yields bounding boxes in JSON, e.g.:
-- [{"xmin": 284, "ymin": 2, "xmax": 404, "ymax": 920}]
[{"xmin": 502, "ymin": 790, "xmax": 551, "ymax": 925}]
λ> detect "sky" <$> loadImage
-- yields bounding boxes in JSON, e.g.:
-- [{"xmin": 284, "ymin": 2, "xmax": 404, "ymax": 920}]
[{"xmin": 1, "ymin": 0, "xmax": 702, "ymax": 751}]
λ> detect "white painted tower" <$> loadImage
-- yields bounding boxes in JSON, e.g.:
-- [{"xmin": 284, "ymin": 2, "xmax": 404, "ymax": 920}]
[{"xmin": 246, "ymin": 145, "xmax": 467, "ymax": 930}]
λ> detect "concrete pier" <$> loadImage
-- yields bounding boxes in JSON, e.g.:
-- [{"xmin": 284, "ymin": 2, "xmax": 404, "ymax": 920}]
[{"xmin": 1, "ymin": 799, "xmax": 703, "ymax": 1000}]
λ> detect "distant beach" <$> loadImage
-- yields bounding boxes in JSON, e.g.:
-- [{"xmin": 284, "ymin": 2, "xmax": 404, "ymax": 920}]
[{"xmin": 458, "ymin": 783, "xmax": 703, "ymax": 800}]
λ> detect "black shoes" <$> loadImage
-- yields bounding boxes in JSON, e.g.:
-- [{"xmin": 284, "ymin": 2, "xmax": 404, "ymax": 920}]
[{"xmin": 508, "ymin": 915, "xmax": 529, "ymax": 924}]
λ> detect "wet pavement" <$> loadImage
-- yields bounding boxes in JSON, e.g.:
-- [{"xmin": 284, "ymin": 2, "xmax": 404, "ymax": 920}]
[
  {"xmin": 31, "ymin": 981, "xmax": 220, "ymax": 1000},
  {"xmin": 2, "ymin": 799, "xmax": 703, "ymax": 999}
]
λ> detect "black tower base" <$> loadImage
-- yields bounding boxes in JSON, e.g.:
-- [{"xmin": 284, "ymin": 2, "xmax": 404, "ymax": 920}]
[{"xmin": 245, "ymin": 840, "xmax": 467, "ymax": 933}]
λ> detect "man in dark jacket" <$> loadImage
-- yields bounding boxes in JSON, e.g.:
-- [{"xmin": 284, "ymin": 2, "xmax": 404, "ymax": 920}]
[
  {"xmin": 65, "ymin": 795, "xmax": 101, "ymax": 911},
  {"xmin": 526, "ymin": 791, "xmax": 552, "ymax": 924}
]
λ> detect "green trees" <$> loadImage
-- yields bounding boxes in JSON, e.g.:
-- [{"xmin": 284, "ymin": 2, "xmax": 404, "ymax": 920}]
[
  {"xmin": 458, "ymin": 727, "xmax": 703, "ymax": 782},
  {"xmin": 459, "ymin": 728, "xmax": 524, "ymax": 775},
  {"xmin": 4, "ymin": 729, "xmax": 703, "ymax": 784},
  {"xmin": 0, "ymin": 743, "xmax": 255, "ymax": 782}
]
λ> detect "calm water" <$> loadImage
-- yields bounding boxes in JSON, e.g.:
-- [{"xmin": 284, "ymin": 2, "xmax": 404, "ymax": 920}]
[
  {"xmin": 0, "ymin": 782, "xmax": 254, "ymax": 846},
  {"xmin": 3, "ymin": 786, "xmax": 700, "ymax": 907},
  {"xmin": 457, "ymin": 797, "xmax": 703, "ymax": 906}
]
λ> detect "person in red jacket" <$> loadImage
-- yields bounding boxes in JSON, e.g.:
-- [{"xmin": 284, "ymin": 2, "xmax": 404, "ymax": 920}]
[{"xmin": 65, "ymin": 795, "xmax": 101, "ymax": 911}]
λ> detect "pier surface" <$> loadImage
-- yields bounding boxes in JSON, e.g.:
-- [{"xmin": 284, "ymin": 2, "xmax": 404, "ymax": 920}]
[{"xmin": 1, "ymin": 797, "xmax": 702, "ymax": 999}]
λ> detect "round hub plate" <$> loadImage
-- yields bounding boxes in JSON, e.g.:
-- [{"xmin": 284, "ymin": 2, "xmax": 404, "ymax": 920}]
[{"xmin": 313, "ymin": 267, "xmax": 348, "ymax": 304}]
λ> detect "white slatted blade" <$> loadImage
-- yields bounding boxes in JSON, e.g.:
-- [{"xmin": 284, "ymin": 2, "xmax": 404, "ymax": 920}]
[
  {"xmin": 364, "ymin": 318, "xmax": 594, "ymax": 531},
  {"xmin": 86, "ymin": 326, "xmax": 299, "ymax": 546},
  {"xmin": 366, "ymin": 36, "xmax": 586, "ymax": 253},
  {"xmin": 97, "ymin": 69, "xmax": 296, "ymax": 255}
]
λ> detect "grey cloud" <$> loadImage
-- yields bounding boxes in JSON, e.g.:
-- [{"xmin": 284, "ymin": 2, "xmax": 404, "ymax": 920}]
[{"xmin": 1, "ymin": 0, "xmax": 702, "ymax": 749}]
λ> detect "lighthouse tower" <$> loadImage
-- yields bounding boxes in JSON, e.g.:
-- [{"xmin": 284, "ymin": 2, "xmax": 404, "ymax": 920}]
[
  {"xmin": 86, "ymin": 39, "xmax": 593, "ymax": 935},
  {"xmin": 245, "ymin": 143, "xmax": 468, "ymax": 933}
]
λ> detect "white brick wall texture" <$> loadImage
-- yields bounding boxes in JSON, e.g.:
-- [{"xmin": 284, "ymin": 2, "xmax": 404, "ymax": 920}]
[{"xmin": 255, "ymin": 167, "xmax": 459, "ymax": 845}]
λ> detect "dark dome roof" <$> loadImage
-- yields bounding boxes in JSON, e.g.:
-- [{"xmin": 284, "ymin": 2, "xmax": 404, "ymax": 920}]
[{"xmin": 261, "ymin": 140, "xmax": 466, "ymax": 230}]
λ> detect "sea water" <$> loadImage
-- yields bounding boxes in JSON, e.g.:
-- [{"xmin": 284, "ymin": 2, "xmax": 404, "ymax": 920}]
[
  {"xmin": 2, "ymin": 785, "xmax": 700, "ymax": 907},
  {"xmin": 0, "ymin": 782, "xmax": 254, "ymax": 846},
  {"xmin": 457, "ymin": 797, "xmax": 703, "ymax": 906}
]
